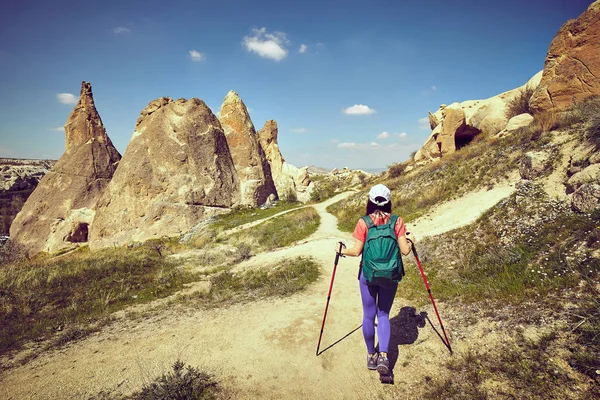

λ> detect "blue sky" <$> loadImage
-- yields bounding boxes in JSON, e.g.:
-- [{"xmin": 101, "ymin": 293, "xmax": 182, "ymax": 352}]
[{"xmin": 0, "ymin": 0, "xmax": 592, "ymax": 170}]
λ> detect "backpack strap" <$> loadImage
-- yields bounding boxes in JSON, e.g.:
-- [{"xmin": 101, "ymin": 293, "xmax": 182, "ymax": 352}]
[
  {"xmin": 361, "ymin": 215, "xmax": 375, "ymax": 229},
  {"xmin": 389, "ymin": 214, "xmax": 399, "ymax": 228}
]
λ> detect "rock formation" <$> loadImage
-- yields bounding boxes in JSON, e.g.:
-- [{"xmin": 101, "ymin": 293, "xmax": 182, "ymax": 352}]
[
  {"xmin": 89, "ymin": 97, "xmax": 239, "ymax": 249},
  {"xmin": 415, "ymin": 71, "xmax": 543, "ymax": 163},
  {"xmin": 530, "ymin": 1, "xmax": 600, "ymax": 115},
  {"xmin": 219, "ymin": 91, "xmax": 277, "ymax": 206},
  {"xmin": 428, "ymin": 112, "xmax": 439, "ymax": 130},
  {"xmin": 257, "ymin": 120, "xmax": 312, "ymax": 203},
  {"xmin": 0, "ymin": 158, "xmax": 55, "ymax": 235},
  {"xmin": 9, "ymin": 82, "xmax": 121, "ymax": 254}
]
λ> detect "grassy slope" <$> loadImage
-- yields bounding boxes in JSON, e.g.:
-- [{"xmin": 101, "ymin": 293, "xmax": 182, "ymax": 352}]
[
  {"xmin": 0, "ymin": 204, "xmax": 321, "ymax": 360},
  {"xmin": 330, "ymin": 98, "xmax": 600, "ymax": 398}
]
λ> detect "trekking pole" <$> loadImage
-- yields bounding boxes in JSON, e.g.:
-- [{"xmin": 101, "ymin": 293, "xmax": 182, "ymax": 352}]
[
  {"xmin": 316, "ymin": 241, "xmax": 345, "ymax": 356},
  {"xmin": 406, "ymin": 236, "xmax": 452, "ymax": 353}
]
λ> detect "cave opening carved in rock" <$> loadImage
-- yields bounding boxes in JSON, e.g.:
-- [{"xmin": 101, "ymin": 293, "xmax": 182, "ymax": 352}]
[
  {"xmin": 455, "ymin": 127, "xmax": 482, "ymax": 150},
  {"xmin": 67, "ymin": 222, "xmax": 89, "ymax": 243}
]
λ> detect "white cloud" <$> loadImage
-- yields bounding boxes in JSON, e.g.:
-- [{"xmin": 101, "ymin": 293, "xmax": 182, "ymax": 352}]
[
  {"xmin": 398, "ymin": 132, "xmax": 408, "ymax": 138},
  {"xmin": 422, "ymin": 85, "xmax": 438, "ymax": 95},
  {"xmin": 189, "ymin": 50, "xmax": 205, "ymax": 62},
  {"xmin": 343, "ymin": 104, "xmax": 376, "ymax": 115},
  {"xmin": 49, "ymin": 126, "xmax": 64, "ymax": 132},
  {"xmin": 418, "ymin": 117, "xmax": 430, "ymax": 130},
  {"xmin": 299, "ymin": 44, "xmax": 308, "ymax": 53},
  {"xmin": 378, "ymin": 131, "xmax": 390, "ymax": 139},
  {"xmin": 370, "ymin": 142, "xmax": 379, "ymax": 147},
  {"xmin": 331, "ymin": 138, "xmax": 339, "ymax": 143},
  {"xmin": 113, "ymin": 27, "xmax": 131, "ymax": 34},
  {"xmin": 242, "ymin": 27, "xmax": 289, "ymax": 61},
  {"xmin": 57, "ymin": 93, "xmax": 77, "ymax": 105},
  {"xmin": 290, "ymin": 128, "xmax": 307, "ymax": 133},
  {"xmin": 337, "ymin": 142, "xmax": 357, "ymax": 148}
]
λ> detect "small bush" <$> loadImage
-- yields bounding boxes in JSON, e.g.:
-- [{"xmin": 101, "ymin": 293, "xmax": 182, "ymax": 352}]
[
  {"xmin": 505, "ymin": 87, "xmax": 535, "ymax": 120},
  {"xmin": 587, "ymin": 114, "xmax": 600, "ymax": 149},
  {"xmin": 235, "ymin": 243, "xmax": 252, "ymax": 262},
  {"xmin": 128, "ymin": 360, "xmax": 222, "ymax": 400},
  {"xmin": 387, "ymin": 163, "xmax": 406, "ymax": 179},
  {"xmin": 569, "ymin": 287, "xmax": 600, "ymax": 382},
  {"xmin": 283, "ymin": 188, "xmax": 297, "ymax": 203},
  {"xmin": 534, "ymin": 111, "xmax": 558, "ymax": 133}
]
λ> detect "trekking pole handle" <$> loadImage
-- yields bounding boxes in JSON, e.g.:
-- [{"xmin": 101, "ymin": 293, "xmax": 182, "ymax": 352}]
[
  {"xmin": 335, "ymin": 241, "xmax": 346, "ymax": 264},
  {"xmin": 406, "ymin": 232, "xmax": 418, "ymax": 258}
]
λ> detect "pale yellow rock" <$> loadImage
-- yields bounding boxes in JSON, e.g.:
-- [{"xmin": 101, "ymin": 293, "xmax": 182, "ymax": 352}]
[
  {"xmin": 257, "ymin": 120, "xmax": 313, "ymax": 203},
  {"xmin": 497, "ymin": 113, "xmax": 534, "ymax": 137},
  {"xmin": 89, "ymin": 97, "xmax": 239, "ymax": 249},
  {"xmin": 10, "ymin": 82, "xmax": 121, "ymax": 255},
  {"xmin": 219, "ymin": 91, "xmax": 277, "ymax": 206}
]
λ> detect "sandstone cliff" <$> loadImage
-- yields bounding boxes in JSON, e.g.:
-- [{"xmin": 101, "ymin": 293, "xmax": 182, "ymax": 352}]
[
  {"xmin": 530, "ymin": 0, "xmax": 600, "ymax": 114},
  {"xmin": 219, "ymin": 91, "xmax": 277, "ymax": 206},
  {"xmin": 89, "ymin": 97, "xmax": 239, "ymax": 249},
  {"xmin": 9, "ymin": 82, "xmax": 121, "ymax": 254},
  {"xmin": 257, "ymin": 120, "xmax": 312, "ymax": 203},
  {"xmin": 415, "ymin": 72, "xmax": 543, "ymax": 163}
]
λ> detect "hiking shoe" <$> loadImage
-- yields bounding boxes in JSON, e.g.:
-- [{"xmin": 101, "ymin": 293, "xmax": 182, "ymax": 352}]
[
  {"xmin": 367, "ymin": 353, "xmax": 378, "ymax": 370},
  {"xmin": 377, "ymin": 355, "xmax": 389, "ymax": 375}
]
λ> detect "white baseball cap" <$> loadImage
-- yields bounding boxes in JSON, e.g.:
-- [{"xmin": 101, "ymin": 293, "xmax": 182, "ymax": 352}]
[{"xmin": 368, "ymin": 184, "xmax": 391, "ymax": 206}]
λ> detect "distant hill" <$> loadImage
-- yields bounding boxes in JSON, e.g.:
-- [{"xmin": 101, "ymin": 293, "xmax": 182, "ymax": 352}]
[
  {"xmin": 306, "ymin": 165, "xmax": 386, "ymax": 175},
  {"xmin": 0, "ymin": 158, "xmax": 56, "ymax": 236}
]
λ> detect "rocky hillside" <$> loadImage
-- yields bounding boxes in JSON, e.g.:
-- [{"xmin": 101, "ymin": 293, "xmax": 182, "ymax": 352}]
[{"xmin": 0, "ymin": 158, "xmax": 55, "ymax": 236}]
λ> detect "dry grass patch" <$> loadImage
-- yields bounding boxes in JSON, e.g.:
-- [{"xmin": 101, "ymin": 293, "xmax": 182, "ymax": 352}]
[{"xmin": 0, "ymin": 243, "xmax": 198, "ymax": 357}]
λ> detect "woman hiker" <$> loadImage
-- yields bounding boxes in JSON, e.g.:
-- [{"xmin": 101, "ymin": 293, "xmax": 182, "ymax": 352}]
[{"xmin": 335, "ymin": 184, "xmax": 415, "ymax": 375}]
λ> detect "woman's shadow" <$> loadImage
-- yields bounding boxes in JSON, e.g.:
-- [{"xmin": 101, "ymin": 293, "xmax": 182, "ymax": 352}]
[{"xmin": 386, "ymin": 306, "xmax": 427, "ymax": 371}]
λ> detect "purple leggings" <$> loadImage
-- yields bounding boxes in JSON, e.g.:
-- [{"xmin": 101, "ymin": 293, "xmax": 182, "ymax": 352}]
[{"xmin": 359, "ymin": 273, "xmax": 398, "ymax": 354}]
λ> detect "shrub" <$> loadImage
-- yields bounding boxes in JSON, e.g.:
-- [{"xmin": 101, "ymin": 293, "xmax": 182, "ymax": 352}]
[
  {"xmin": 587, "ymin": 113, "xmax": 600, "ymax": 149},
  {"xmin": 387, "ymin": 162, "xmax": 406, "ymax": 178},
  {"xmin": 310, "ymin": 179, "xmax": 336, "ymax": 202},
  {"xmin": 128, "ymin": 360, "xmax": 222, "ymax": 400},
  {"xmin": 235, "ymin": 243, "xmax": 252, "ymax": 262},
  {"xmin": 569, "ymin": 287, "xmax": 600, "ymax": 382},
  {"xmin": 534, "ymin": 111, "xmax": 558, "ymax": 133},
  {"xmin": 283, "ymin": 188, "xmax": 297, "ymax": 203},
  {"xmin": 505, "ymin": 87, "xmax": 535, "ymax": 120}
]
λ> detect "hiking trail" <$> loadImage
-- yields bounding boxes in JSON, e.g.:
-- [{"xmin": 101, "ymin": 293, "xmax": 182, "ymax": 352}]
[{"xmin": 0, "ymin": 181, "xmax": 517, "ymax": 399}]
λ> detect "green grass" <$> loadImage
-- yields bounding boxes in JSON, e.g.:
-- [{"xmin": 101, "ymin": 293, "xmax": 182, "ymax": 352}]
[
  {"xmin": 189, "ymin": 256, "xmax": 320, "ymax": 304},
  {"xmin": 209, "ymin": 201, "xmax": 302, "ymax": 232},
  {"xmin": 227, "ymin": 207, "xmax": 320, "ymax": 251},
  {"xmin": 328, "ymin": 125, "xmax": 553, "ymax": 233},
  {"xmin": 399, "ymin": 190, "xmax": 600, "ymax": 305},
  {"xmin": 421, "ymin": 329, "xmax": 598, "ymax": 399},
  {"xmin": 0, "ymin": 243, "xmax": 199, "ymax": 356}
]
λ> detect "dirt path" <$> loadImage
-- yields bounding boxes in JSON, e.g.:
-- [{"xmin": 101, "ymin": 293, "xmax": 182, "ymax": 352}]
[{"xmin": 0, "ymin": 184, "xmax": 516, "ymax": 399}]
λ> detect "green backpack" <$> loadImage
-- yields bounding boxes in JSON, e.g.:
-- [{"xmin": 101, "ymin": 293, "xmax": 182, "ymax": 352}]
[{"xmin": 361, "ymin": 214, "xmax": 405, "ymax": 284}]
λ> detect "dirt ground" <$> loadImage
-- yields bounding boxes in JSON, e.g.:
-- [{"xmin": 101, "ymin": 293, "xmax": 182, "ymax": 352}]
[{"xmin": 0, "ymin": 183, "xmax": 519, "ymax": 399}]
